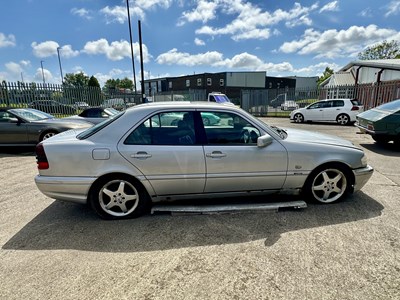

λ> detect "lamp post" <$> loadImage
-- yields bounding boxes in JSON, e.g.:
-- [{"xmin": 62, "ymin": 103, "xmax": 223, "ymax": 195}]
[
  {"xmin": 57, "ymin": 47, "xmax": 64, "ymax": 84},
  {"xmin": 40, "ymin": 60, "xmax": 45, "ymax": 84}
]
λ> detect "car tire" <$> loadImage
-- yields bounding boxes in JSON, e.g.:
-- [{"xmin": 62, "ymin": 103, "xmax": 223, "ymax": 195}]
[
  {"xmin": 40, "ymin": 131, "xmax": 58, "ymax": 141},
  {"xmin": 303, "ymin": 164, "xmax": 352, "ymax": 204},
  {"xmin": 89, "ymin": 175, "xmax": 150, "ymax": 220},
  {"xmin": 293, "ymin": 113, "xmax": 304, "ymax": 123},
  {"xmin": 372, "ymin": 135, "xmax": 390, "ymax": 144},
  {"xmin": 336, "ymin": 114, "xmax": 350, "ymax": 125}
]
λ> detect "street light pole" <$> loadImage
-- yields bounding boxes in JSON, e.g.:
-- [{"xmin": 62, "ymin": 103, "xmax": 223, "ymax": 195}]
[
  {"xmin": 57, "ymin": 47, "xmax": 64, "ymax": 84},
  {"xmin": 40, "ymin": 60, "xmax": 45, "ymax": 84}
]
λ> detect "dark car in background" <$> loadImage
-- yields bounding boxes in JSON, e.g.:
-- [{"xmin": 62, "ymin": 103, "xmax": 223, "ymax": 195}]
[
  {"xmin": 28, "ymin": 100, "xmax": 76, "ymax": 115},
  {"xmin": 355, "ymin": 99, "xmax": 400, "ymax": 145},
  {"xmin": 0, "ymin": 108, "xmax": 92, "ymax": 146}
]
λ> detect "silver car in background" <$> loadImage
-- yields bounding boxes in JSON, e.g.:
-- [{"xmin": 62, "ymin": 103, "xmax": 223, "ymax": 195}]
[{"xmin": 34, "ymin": 102, "xmax": 373, "ymax": 219}]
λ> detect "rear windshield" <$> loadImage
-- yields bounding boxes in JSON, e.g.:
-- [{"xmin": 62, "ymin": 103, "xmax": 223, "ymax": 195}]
[
  {"xmin": 376, "ymin": 99, "xmax": 400, "ymax": 111},
  {"xmin": 351, "ymin": 99, "xmax": 362, "ymax": 106},
  {"xmin": 77, "ymin": 111, "xmax": 124, "ymax": 139}
]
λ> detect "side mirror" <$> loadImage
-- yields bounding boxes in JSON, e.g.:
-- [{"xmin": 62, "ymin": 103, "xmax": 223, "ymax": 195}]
[
  {"xmin": 257, "ymin": 134, "xmax": 273, "ymax": 148},
  {"xmin": 8, "ymin": 117, "xmax": 19, "ymax": 123}
]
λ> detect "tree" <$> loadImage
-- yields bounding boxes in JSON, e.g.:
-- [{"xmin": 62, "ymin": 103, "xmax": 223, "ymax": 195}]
[
  {"xmin": 103, "ymin": 77, "xmax": 134, "ymax": 92},
  {"xmin": 358, "ymin": 40, "xmax": 400, "ymax": 60},
  {"xmin": 64, "ymin": 72, "xmax": 89, "ymax": 87},
  {"xmin": 88, "ymin": 76, "xmax": 100, "ymax": 88},
  {"xmin": 317, "ymin": 67, "xmax": 334, "ymax": 85}
]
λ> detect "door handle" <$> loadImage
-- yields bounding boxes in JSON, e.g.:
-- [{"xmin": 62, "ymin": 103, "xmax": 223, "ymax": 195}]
[
  {"xmin": 131, "ymin": 151, "xmax": 152, "ymax": 159},
  {"xmin": 206, "ymin": 151, "xmax": 227, "ymax": 158}
]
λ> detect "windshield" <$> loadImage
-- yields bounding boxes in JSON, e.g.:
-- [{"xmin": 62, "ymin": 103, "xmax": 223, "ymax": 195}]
[
  {"xmin": 77, "ymin": 110, "xmax": 124, "ymax": 139},
  {"xmin": 10, "ymin": 108, "xmax": 54, "ymax": 121},
  {"xmin": 376, "ymin": 99, "xmax": 400, "ymax": 112},
  {"xmin": 104, "ymin": 107, "xmax": 119, "ymax": 116},
  {"xmin": 214, "ymin": 95, "xmax": 231, "ymax": 103}
]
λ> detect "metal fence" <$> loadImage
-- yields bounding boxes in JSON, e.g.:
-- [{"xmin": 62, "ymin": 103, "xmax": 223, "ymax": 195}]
[
  {"xmin": 2, "ymin": 80, "xmax": 400, "ymax": 117},
  {"xmin": 0, "ymin": 81, "xmax": 142, "ymax": 115},
  {"xmin": 242, "ymin": 81, "xmax": 400, "ymax": 116}
]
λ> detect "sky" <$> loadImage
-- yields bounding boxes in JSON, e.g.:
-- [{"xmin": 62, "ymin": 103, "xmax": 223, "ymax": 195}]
[{"xmin": 1, "ymin": 0, "xmax": 400, "ymax": 88}]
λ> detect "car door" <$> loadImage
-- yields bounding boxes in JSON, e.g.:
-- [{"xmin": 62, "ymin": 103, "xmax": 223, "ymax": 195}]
[
  {"xmin": 118, "ymin": 111, "xmax": 206, "ymax": 196},
  {"xmin": 0, "ymin": 112, "xmax": 29, "ymax": 144},
  {"xmin": 323, "ymin": 100, "xmax": 342, "ymax": 121},
  {"xmin": 200, "ymin": 111, "xmax": 288, "ymax": 193},
  {"xmin": 304, "ymin": 101, "xmax": 326, "ymax": 121}
]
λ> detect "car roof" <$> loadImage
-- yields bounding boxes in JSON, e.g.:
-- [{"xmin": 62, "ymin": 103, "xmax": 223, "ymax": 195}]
[{"xmin": 129, "ymin": 101, "xmax": 239, "ymax": 112}]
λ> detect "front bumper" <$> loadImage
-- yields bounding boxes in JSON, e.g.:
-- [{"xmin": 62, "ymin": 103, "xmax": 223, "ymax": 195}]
[{"xmin": 352, "ymin": 165, "xmax": 374, "ymax": 192}]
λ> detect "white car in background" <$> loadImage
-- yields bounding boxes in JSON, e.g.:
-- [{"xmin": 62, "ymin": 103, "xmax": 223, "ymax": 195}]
[{"xmin": 290, "ymin": 98, "xmax": 364, "ymax": 125}]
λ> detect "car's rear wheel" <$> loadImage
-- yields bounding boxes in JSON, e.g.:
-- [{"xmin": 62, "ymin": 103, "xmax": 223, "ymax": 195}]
[
  {"xmin": 336, "ymin": 114, "xmax": 350, "ymax": 125},
  {"xmin": 303, "ymin": 164, "xmax": 352, "ymax": 204},
  {"xmin": 40, "ymin": 131, "xmax": 58, "ymax": 141},
  {"xmin": 293, "ymin": 113, "xmax": 304, "ymax": 123},
  {"xmin": 89, "ymin": 175, "xmax": 150, "ymax": 219}
]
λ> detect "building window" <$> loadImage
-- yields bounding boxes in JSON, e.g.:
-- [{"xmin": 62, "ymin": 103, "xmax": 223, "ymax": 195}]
[
  {"xmin": 186, "ymin": 80, "xmax": 190, "ymax": 87},
  {"xmin": 169, "ymin": 81, "xmax": 172, "ymax": 89},
  {"xmin": 197, "ymin": 78, "xmax": 202, "ymax": 86},
  {"xmin": 220, "ymin": 79, "xmax": 224, "ymax": 86},
  {"xmin": 207, "ymin": 78, "xmax": 212, "ymax": 86},
  {"xmin": 269, "ymin": 82, "xmax": 273, "ymax": 88}
]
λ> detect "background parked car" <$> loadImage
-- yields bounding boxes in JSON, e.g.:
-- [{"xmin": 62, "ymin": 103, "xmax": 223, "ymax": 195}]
[
  {"xmin": 34, "ymin": 102, "xmax": 373, "ymax": 220},
  {"xmin": 64, "ymin": 107, "xmax": 120, "ymax": 125},
  {"xmin": 28, "ymin": 100, "xmax": 76, "ymax": 115},
  {"xmin": 0, "ymin": 108, "xmax": 92, "ymax": 146},
  {"xmin": 355, "ymin": 98, "xmax": 400, "ymax": 145},
  {"xmin": 290, "ymin": 98, "xmax": 363, "ymax": 125},
  {"xmin": 280, "ymin": 100, "xmax": 299, "ymax": 111}
]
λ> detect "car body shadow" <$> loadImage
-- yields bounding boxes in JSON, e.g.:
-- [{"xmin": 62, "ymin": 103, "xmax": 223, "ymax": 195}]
[
  {"xmin": 0, "ymin": 146, "xmax": 35, "ymax": 156},
  {"xmin": 3, "ymin": 192, "xmax": 383, "ymax": 252},
  {"xmin": 360, "ymin": 142, "xmax": 400, "ymax": 155}
]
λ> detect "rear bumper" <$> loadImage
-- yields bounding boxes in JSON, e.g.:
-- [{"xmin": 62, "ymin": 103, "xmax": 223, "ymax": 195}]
[
  {"xmin": 352, "ymin": 165, "xmax": 374, "ymax": 192},
  {"xmin": 34, "ymin": 175, "xmax": 97, "ymax": 204}
]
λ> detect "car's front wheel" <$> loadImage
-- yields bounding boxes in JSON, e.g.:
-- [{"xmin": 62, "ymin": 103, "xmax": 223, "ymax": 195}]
[
  {"xmin": 336, "ymin": 114, "xmax": 350, "ymax": 125},
  {"xmin": 293, "ymin": 113, "xmax": 304, "ymax": 123},
  {"xmin": 303, "ymin": 164, "xmax": 352, "ymax": 204},
  {"xmin": 89, "ymin": 175, "xmax": 150, "ymax": 219}
]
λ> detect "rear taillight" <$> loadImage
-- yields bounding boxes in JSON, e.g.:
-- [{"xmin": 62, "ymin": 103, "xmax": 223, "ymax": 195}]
[
  {"xmin": 35, "ymin": 143, "xmax": 49, "ymax": 170},
  {"xmin": 351, "ymin": 106, "xmax": 360, "ymax": 111}
]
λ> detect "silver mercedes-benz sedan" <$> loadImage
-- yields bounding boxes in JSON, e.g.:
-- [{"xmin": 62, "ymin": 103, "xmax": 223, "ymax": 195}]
[{"xmin": 34, "ymin": 102, "xmax": 373, "ymax": 219}]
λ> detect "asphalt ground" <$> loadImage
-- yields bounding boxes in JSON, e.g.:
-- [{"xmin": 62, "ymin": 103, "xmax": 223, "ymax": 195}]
[{"xmin": 1, "ymin": 117, "xmax": 399, "ymax": 300}]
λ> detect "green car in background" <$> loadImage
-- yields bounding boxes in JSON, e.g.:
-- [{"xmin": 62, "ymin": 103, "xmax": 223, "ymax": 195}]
[{"xmin": 355, "ymin": 99, "xmax": 400, "ymax": 145}]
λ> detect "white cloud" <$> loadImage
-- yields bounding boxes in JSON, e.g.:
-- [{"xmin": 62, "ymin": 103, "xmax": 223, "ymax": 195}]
[
  {"xmin": 194, "ymin": 1, "xmax": 319, "ymax": 41},
  {"xmin": 101, "ymin": 0, "xmax": 173, "ymax": 23},
  {"xmin": 0, "ymin": 33, "xmax": 16, "ymax": 48},
  {"xmin": 279, "ymin": 25, "xmax": 400, "ymax": 59},
  {"xmin": 384, "ymin": 1, "xmax": 400, "ymax": 17},
  {"xmin": 177, "ymin": 0, "xmax": 218, "ymax": 26},
  {"xmin": 358, "ymin": 8, "xmax": 372, "ymax": 17},
  {"xmin": 154, "ymin": 48, "xmax": 332, "ymax": 76},
  {"xmin": 31, "ymin": 41, "xmax": 79, "ymax": 59},
  {"xmin": 71, "ymin": 8, "xmax": 93, "ymax": 20},
  {"xmin": 34, "ymin": 67, "xmax": 53, "ymax": 83},
  {"xmin": 194, "ymin": 38, "xmax": 205, "ymax": 46},
  {"xmin": 31, "ymin": 41, "xmax": 59, "ymax": 58},
  {"xmin": 319, "ymin": 1, "xmax": 339, "ymax": 13},
  {"xmin": 156, "ymin": 48, "xmax": 223, "ymax": 66},
  {"xmin": 83, "ymin": 38, "xmax": 151, "ymax": 62},
  {"xmin": 100, "ymin": 6, "xmax": 129, "ymax": 24},
  {"xmin": 59, "ymin": 45, "xmax": 79, "ymax": 58}
]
